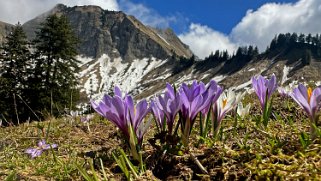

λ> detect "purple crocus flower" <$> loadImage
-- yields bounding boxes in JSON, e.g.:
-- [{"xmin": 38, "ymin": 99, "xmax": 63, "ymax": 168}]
[
  {"xmin": 179, "ymin": 80, "xmax": 222, "ymax": 146},
  {"xmin": 25, "ymin": 140, "xmax": 57, "ymax": 158},
  {"xmin": 91, "ymin": 86, "xmax": 150, "ymax": 144},
  {"xmin": 152, "ymin": 83, "xmax": 181, "ymax": 134},
  {"xmin": 80, "ymin": 114, "xmax": 94, "ymax": 123},
  {"xmin": 200, "ymin": 80, "xmax": 223, "ymax": 116},
  {"xmin": 251, "ymin": 74, "xmax": 277, "ymax": 110},
  {"xmin": 290, "ymin": 84, "xmax": 321, "ymax": 122},
  {"xmin": 125, "ymin": 96, "xmax": 150, "ymax": 144},
  {"xmin": 180, "ymin": 80, "xmax": 222, "ymax": 122},
  {"xmin": 150, "ymin": 99, "xmax": 165, "ymax": 129}
]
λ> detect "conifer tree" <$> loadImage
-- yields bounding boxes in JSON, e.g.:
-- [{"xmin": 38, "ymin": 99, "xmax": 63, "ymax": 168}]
[
  {"xmin": 32, "ymin": 14, "xmax": 79, "ymax": 116},
  {"xmin": 0, "ymin": 23, "xmax": 30, "ymax": 123}
]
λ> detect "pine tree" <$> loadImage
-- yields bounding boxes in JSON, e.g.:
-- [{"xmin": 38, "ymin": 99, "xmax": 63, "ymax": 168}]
[
  {"xmin": 32, "ymin": 14, "xmax": 79, "ymax": 116},
  {"xmin": 269, "ymin": 36, "xmax": 277, "ymax": 50},
  {"xmin": 306, "ymin": 33, "xmax": 312, "ymax": 44},
  {"xmin": 0, "ymin": 23, "xmax": 31, "ymax": 124},
  {"xmin": 298, "ymin": 33, "xmax": 305, "ymax": 43}
]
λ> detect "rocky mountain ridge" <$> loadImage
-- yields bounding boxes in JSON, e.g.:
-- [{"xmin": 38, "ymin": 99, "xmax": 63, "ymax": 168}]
[{"xmin": 22, "ymin": 4, "xmax": 193, "ymax": 60}]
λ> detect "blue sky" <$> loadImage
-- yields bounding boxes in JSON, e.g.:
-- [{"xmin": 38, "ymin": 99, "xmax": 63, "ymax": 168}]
[
  {"xmin": 128, "ymin": 0, "xmax": 297, "ymax": 34},
  {"xmin": 0, "ymin": 0, "xmax": 320, "ymax": 59}
]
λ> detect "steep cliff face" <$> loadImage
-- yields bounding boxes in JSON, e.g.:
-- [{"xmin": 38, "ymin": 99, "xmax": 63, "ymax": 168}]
[
  {"xmin": 0, "ymin": 21, "xmax": 13, "ymax": 45},
  {"xmin": 22, "ymin": 4, "xmax": 193, "ymax": 60}
]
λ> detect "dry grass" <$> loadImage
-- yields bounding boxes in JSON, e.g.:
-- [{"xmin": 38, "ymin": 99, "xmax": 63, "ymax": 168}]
[{"xmin": 1, "ymin": 94, "xmax": 321, "ymax": 180}]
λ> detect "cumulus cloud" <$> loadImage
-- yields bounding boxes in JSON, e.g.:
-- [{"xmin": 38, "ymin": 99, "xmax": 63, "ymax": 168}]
[
  {"xmin": 119, "ymin": 0, "xmax": 179, "ymax": 29},
  {"xmin": 179, "ymin": 23, "xmax": 237, "ymax": 59},
  {"xmin": 180, "ymin": 0, "xmax": 321, "ymax": 58},
  {"xmin": 231, "ymin": 0, "xmax": 321, "ymax": 51},
  {"xmin": 0, "ymin": 0, "xmax": 119, "ymax": 24}
]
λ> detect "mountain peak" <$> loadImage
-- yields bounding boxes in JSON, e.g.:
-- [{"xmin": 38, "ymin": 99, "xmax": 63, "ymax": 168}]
[
  {"xmin": 53, "ymin": 3, "xmax": 67, "ymax": 11},
  {"xmin": 21, "ymin": 4, "xmax": 193, "ymax": 59}
]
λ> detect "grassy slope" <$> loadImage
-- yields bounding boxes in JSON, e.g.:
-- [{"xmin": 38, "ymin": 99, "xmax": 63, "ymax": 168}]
[{"xmin": 1, "ymin": 94, "xmax": 321, "ymax": 180}]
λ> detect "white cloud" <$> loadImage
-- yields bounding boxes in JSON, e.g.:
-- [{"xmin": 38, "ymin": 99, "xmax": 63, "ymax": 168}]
[
  {"xmin": 119, "ymin": 0, "xmax": 178, "ymax": 28},
  {"xmin": 231, "ymin": 0, "xmax": 321, "ymax": 51},
  {"xmin": 179, "ymin": 23, "xmax": 237, "ymax": 59},
  {"xmin": 180, "ymin": 0, "xmax": 321, "ymax": 59},
  {"xmin": 0, "ymin": 0, "xmax": 119, "ymax": 24}
]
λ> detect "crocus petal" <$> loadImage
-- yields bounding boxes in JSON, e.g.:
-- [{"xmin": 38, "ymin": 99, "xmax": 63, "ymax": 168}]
[
  {"xmin": 37, "ymin": 140, "xmax": 46, "ymax": 147},
  {"xmin": 25, "ymin": 148, "xmax": 36, "ymax": 154},
  {"xmin": 192, "ymin": 85, "xmax": 201, "ymax": 99},
  {"xmin": 114, "ymin": 86, "xmax": 123, "ymax": 98},
  {"xmin": 166, "ymin": 83, "xmax": 175, "ymax": 99},
  {"xmin": 180, "ymin": 91, "xmax": 190, "ymax": 108},
  {"xmin": 297, "ymin": 84, "xmax": 309, "ymax": 101},
  {"xmin": 51, "ymin": 144, "xmax": 58, "ymax": 149},
  {"xmin": 237, "ymin": 102, "xmax": 251, "ymax": 118},
  {"xmin": 151, "ymin": 100, "xmax": 164, "ymax": 127},
  {"xmin": 111, "ymin": 96, "xmax": 127, "ymax": 126},
  {"xmin": 25, "ymin": 148, "xmax": 42, "ymax": 158},
  {"xmin": 252, "ymin": 75, "xmax": 277, "ymax": 110},
  {"xmin": 125, "ymin": 95, "xmax": 135, "ymax": 124},
  {"xmin": 190, "ymin": 95, "xmax": 203, "ymax": 120},
  {"xmin": 133, "ymin": 99, "xmax": 149, "ymax": 130},
  {"xmin": 310, "ymin": 87, "xmax": 321, "ymax": 118},
  {"xmin": 267, "ymin": 74, "xmax": 277, "ymax": 98},
  {"xmin": 136, "ymin": 117, "xmax": 153, "ymax": 144},
  {"xmin": 291, "ymin": 86, "xmax": 311, "ymax": 116}
]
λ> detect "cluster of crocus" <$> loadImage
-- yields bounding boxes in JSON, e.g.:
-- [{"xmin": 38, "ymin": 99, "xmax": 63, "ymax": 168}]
[
  {"xmin": 252, "ymin": 74, "xmax": 277, "ymax": 127},
  {"xmin": 290, "ymin": 84, "xmax": 321, "ymax": 137},
  {"xmin": 25, "ymin": 140, "xmax": 57, "ymax": 158},
  {"xmin": 91, "ymin": 86, "xmax": 152, "ymax": 172},
  {"xmin": 179, "ymin": 80, "xmax": 223, "ymax": 146},
  {"xmin": 91, "ymin": 86, "xmax": 150, "ymax": 145}
]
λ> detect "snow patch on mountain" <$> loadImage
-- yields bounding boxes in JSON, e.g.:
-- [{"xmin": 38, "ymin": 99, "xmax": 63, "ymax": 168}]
[
  {"xmin": 79, "ymin": 57, "xmax": 100, "ymax": 77},
  {"xmin": 233, "ymin": 79, "xmax": 252, "ymax": 91},
  {"xmin": 281, "ymin": 66, "xmax": 292, "ymax": 85},
  {"xmin": 76, "ymin": 55, "xmax": 94, "ymax": 66},
  {"xmin": 212, "ymin": 75, "xmax": 226, "ymax": 83},
  {"xmin": 79, "ymin": 54, "xmax": 167, "ymax": 99},
  {"xmin": 248, "ymin": 68, "xmax": 255, "ymax": 72}
]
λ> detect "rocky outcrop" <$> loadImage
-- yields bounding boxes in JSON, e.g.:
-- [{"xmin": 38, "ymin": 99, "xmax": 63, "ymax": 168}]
[
  {"xmin": 0, "ymin": 21, "xmax": 13, "ymax": 45},
  {"xmin": 22, "ymin": 4, "xmax": 193, "ymax": 60}
]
